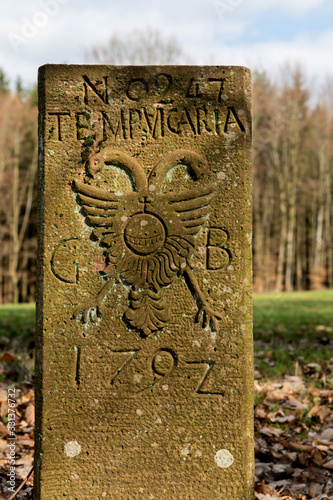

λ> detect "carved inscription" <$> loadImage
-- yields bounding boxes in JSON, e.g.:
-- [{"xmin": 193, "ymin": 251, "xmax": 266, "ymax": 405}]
[
  {"xmin": 72, "ymin": 148, "xmax": 224, "ymax": 336},
  {"xmin": 48, "ymin": 111, "xmax": 70, "ymax": 141},
  {"xmin": 123, "ymin": 74, "xmax": 227, "ymax": 104},
  {"xmin": 83, "ymin": 75, "xmax": 108, "ymax": 104},
  {"xmin": 207, "ymin": 78, "xmax": 226, "ymax": 103},
  {"xmin": 186, "ymin": 361, "xmax": 225, "ymax": 395},
  {"xmin": 126, "ymin": 78, "xmax": 150, "ymax": 102},
  {"xmin": 110, "ymin": 350, "xmax": 139, "ymax": 386},
  {"xmin": 74, "ymin": 345, "xmax": 81, "ymax": 387},
  {"xmin": 47, "ymin": 73, "xmax": 246, "ymax": 143},
  {"xmin": 49, "ymin": 106, "xmax": 245, "ymax": 141},
  {"xmin": 135, "ymin": 349, "xmax": 178, "ymax": 396},
  {"xmin": 206, "ymin": 228, "xmax": 231, "ymax": 270},
  {"xmin": 75, "ymin": 347, "xmax": 224, "ymax": 396},
  {"xmin": 51, "ymin": 238, "xmax": 81, "ymax": 283}
]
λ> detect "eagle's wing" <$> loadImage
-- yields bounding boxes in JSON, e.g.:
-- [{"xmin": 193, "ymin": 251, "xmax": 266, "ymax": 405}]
[
  {"xmin": 165, "ymin": 183, "xmax": 216, "ymax": 239},
  {"xmin": 74, "ymin": 180, "xmax": 134, "ymax": 243},
  {"xmin": 74, "ymin": 180, "xmax": 119, "ymax": 225},
  {"xmin": 143, "ymin": 182, "xmax": 216, "ymax": 286}
]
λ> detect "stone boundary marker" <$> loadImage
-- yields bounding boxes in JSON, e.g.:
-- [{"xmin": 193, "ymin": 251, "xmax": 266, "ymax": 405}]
[{"xmin": 35, "ymin": 65, "xmax": 253, "ymax": 499}]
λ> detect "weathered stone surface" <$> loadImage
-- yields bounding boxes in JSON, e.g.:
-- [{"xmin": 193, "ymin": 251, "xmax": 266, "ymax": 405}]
[{"xmin": 35, "ymin": 65, "xmax": 253, "ymax": 499}]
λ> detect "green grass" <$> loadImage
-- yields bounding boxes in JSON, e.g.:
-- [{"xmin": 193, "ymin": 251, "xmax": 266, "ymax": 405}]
[
  {"xmin": 0, "ymin": 303, "xmax": 35, "ymax": 382},
  {"xmin": 254, "ymin": 290, "xmax": 333, "ymax": 337},
  {"xmin": 0, "ymin": 303, "xmax": 35, "ymax": 346},
  {"xmin": 0, "ymin": 291, "xmax": 333, "ymax": 381},
  {"xmin": 254, "ymin": 290, "xmax": 333, "ymax": 379}
]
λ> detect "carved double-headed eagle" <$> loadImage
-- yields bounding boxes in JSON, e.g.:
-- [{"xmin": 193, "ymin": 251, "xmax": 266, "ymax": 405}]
[{"xmin": 73, "ymin": 147, "xmax": 223, "ymax": 337}]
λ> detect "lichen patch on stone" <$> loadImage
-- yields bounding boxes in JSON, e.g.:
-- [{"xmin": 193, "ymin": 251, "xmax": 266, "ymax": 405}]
[
  {"xmin": 64, "ymin": 440, "xmax": 81, "ymax": 457},
  {"xmin": 214, "ymin": 449, "xmax": 234, "ymax": 468}
]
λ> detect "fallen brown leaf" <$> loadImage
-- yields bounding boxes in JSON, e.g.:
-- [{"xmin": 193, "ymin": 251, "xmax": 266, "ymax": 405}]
[
  {"xmin": 266, "ymin": 389, "xmax": 287, "ymax": 401},
  {"xmin": 1, "ymin": 352, "xmax": 15, "ymax": 363},
  {"xmin": 317, "ymin": 405, "xmax": 331, "ymax": 423},
  {"xmin": 323, "ymin": 458, "xmax": 333, "ymax": 469},
  {"xmin": 308, "ymin": 405, "xmax": 319, "ymax": 418},
  {"xmin": 25, "ymin": 404, "xmax": 35, "ymax": 426}
]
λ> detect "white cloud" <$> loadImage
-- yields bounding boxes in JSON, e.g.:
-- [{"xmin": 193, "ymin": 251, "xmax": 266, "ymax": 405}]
[
  {"xmin": 0, "ymin": 0, "xmax": 331, "ymax": 91},
  {"xmin": 244, "ymin": 0, "xmax": 329, "ymax": 15},
  {"xmin": 188, "ymin": 30, "xmax": 333, "ymax": 95}
]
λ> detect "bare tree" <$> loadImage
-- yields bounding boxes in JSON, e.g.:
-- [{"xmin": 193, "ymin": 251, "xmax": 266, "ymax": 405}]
[
  {"xmin": 0, "ymin": 60, "xmax": 332, "ymax": 300},
  {"xmin": 0, "ymin": 84, "xmax": 37, "ymax": 304},
  {"xmin": 252, "ymin": 65, "xmax": 330, "ymax": 293},
  {"xmin": 85, "ymin": 28, "xmax": 184, "ymax": 65}
]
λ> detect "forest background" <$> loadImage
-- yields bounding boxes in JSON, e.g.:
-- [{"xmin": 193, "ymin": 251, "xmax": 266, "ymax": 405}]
[{"xmin": 0, "ymin": 31, "xmax": 332, "ymax": 303}]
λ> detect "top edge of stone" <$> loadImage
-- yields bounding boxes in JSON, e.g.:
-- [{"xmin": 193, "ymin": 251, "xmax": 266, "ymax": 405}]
[{"xmin": 38, "ymin": 63, "xmax": 251, "ymax": 74}]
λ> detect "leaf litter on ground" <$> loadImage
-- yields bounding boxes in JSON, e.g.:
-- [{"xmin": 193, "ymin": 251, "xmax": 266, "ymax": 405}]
[
  {"xmin": 0, "ymin": 351, "xmax": 34, "ymax": 500},
  {"xmin": 0, "ymin": 322, "xmax": 333, "ymax": 498},
  {"xmin": 255, "ymin": 373, "xmax": 333, "ymax": 499},
  {"xmin": 1, "ymin": 369, "xmax": 332, "ymax": 498}
]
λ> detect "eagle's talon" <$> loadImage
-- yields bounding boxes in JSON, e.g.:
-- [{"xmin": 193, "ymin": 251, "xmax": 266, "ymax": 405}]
[
  {"xmin": 73, "ymin": 301, "xmax": 102, "ymax": 323},
  {"xmin": 72, "ymin": 279, "xmax": 114, "ymax": 323},
  {"xmin": 196, "ymin": 304, "xmax": 223, "ymax": 331}
]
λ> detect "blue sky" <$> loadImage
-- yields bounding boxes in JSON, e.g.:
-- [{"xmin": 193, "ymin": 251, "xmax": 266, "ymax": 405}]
[
  {"xmin": 240, "ymin": 7, "xmax": 333, "ymax": 43},
  {"xmin": 1, "ymin": 0, "xmax": 332, "ymax": 89}
]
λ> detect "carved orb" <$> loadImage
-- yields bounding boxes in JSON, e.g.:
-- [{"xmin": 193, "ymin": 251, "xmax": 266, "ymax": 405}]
[{"xmin": 124, "ymin": 213, "xmax": 165, "ymax": 255}]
